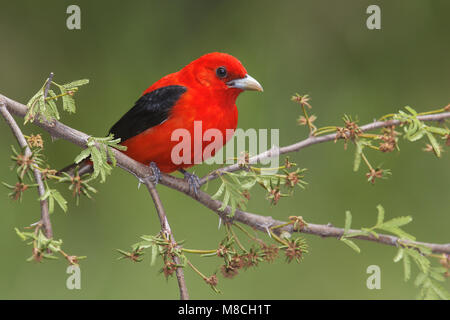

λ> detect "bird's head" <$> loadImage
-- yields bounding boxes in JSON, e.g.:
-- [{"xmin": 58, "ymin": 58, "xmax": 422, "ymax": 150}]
[{"xmin": 185, "ymin": 52, "xmax": 263, "ymax": 97}]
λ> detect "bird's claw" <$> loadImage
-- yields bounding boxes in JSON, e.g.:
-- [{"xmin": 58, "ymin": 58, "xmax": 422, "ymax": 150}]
[
  {"xmin": 149, "ymin": 162, "xmax": 162, "ymax": 185},
  {"xmin": 180, "ymin": 169, "xmax": 201, "ymax": 196}
]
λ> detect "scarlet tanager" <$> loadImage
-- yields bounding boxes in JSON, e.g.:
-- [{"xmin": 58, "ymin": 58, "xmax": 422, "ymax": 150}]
[{"xmin": 62, "ymin": 52, "xmax": 263, "ymax": 192}]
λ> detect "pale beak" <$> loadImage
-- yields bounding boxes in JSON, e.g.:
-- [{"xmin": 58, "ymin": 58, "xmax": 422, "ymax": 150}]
[{"xmin": 226, "ymin": 74, "xmax": 263, "ymax": 92}]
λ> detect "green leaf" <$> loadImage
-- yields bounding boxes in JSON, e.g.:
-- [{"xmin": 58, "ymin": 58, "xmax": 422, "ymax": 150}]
[
  {"xmin": 150, "ymin": 244, "xmax": 157, "ymax": 267},
  {"xmin": 425, "ymin": 132, "xmax": 441, "ymax": 157},
  {"xmin": 344, "ymin": 211, "xmax": 352, "ymax": 234},
  {"xmin": 341, "ymin": 238, "xmax": 361, "ymax": 253},
  {"xmin": 26, "ymin": 89, "xmax": 44, "ymax": 108},
  {"xmin": 240, "ymin": 178, "xmax": 257, "ymax": 190},
  {"xmin": 219, "ymin": 190, "xmax": 230, "ymax": 211},
  {"xmin": 42, "ymin": 253, "xmax": 59, "ymax": 260},
  {"xmin": 429, "ymin": 270, "xmax": 445, "ymax": 282},
  {"xmin": 380, "ymin": 226, "xmax": 416, "ymax": 240},
  {"xmin": 211, "ymin": 182, "xmax": 225, "ymax": 200},
  {"xmin": 407, "ymin": 127, "xmax": 424, "ymax": 142},
  {"xmin": 46, "ymin": 96, "xmax": 60, "ymax": 118},
  {"xmin": 230, "ymin": 197, "xmax": 237, "ymax": 217},
  {"xmin": 407, "ymin": 248, "xmax": 430, "ymax": 274},
  {"xmin": 74, "ymin": 148, "xmax": 91, "ymax": 164},
  {"xmin": 414, "ymin": 272, "xmax": 427, "ymax": 287},
  {"xmin": 353, "ymin": 141, "xmax": 363, "ymax": 172},
  {"xmin": 376, "ymin": 204, "xmax": 384, "ymax": 226},
  {"xmin": 430, "ymin": 266, "xmax": 448, "ymax": 274},
  {"xmin": 393, "ymin": 248, "xmax": 404, "ymax": 263},
  {"xmin": 15, "ymin": 228, "xmax": 27, "ymax": 241},
  {"xmin": 429, "ymin": 280, "xmax": 450, "ymax": 300},
  {"xmin": 62, "ymin": 79, "xmax": 90, "ymax": 89},
  {"xmin": 404, "ymin": 106, "xmax": 417, "ymax": 115},
  {"xmin": 403, "ymin": 251, "xmax": 411, "ymax": 281},
  {"xmin": 62, "ymin": 93, "xmax": 76, "ymax": 113},
  {"xmin": 427, "ymin": 126, "xmax": 449, "ymax": 136},
  {"xmin": 52, "ymin": 189, "xmax": 68, "ymax": 213},
  {"xmin": 380, "ymin": 216, "xmax": 412, "ymax": 228},
  {"xmin": 73, "ymin": 135, "xmax": 123, "ymax": 183}
]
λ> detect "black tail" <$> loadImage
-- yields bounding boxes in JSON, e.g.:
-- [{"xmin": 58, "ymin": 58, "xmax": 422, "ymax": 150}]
[{"xmin": 58, "ymin": 159, "xmax": 94, "ymax": 177}]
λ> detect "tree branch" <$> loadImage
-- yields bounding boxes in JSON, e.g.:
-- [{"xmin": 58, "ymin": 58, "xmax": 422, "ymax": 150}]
[
  {"xmin": 1, "ymin": 93, "xmax": 449, "ymax": 257},
  {"xmin": 0, "ymin": 100, "xmax": 52, "ymax": 238},
  {"xmin": 199, "ymin": 112, "xmax": 450, "ymax": 184},
  {"xmin": 158, "ymin": 174, "xmax": 450, "ymax": 254},
  {"xmin": 142, "ymin": 177, "xmax": 189, "ymax": 300}
]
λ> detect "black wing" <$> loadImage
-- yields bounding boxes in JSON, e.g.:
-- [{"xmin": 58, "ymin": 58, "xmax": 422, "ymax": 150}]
[{"xmin": 108, "ymin": 85, "xmax": 187, "ymax": 142}]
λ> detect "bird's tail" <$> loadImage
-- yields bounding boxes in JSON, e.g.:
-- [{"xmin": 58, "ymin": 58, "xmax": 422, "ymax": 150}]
[{"xmin": 58, "ymin": 159, "xmax": 94, "ymax": 177}]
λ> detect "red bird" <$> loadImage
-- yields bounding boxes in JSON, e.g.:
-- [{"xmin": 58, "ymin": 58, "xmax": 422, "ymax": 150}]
[{"xmin": 65, "ymin": 52, "xmax": 263, "ymax": 192}]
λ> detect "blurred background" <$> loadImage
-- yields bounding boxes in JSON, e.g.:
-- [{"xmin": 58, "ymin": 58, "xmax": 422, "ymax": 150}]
[{"xmin": 0, "ymin": 0, "xmax": 449, "ymax": 299}]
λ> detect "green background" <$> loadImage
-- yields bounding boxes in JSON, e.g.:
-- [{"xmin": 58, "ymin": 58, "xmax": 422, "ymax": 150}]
[{"xmin": 0, "ymin": 0, "xmax": 448, "ymax": 299}]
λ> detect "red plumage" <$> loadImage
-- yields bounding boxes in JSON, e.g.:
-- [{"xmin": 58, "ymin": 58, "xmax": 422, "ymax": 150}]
[
  {"xmin": 63, "ymin": 53, "xmax": 262, "ymax": 175},
  {"xmin": 118, "ymin": 52, "xmax": 262, "ymax": 173}
]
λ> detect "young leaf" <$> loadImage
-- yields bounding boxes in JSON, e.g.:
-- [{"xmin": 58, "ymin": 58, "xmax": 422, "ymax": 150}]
[
  {"xmin": 52, "ymin": 189, "xmax": 68, "ymax": 213},
  {"xmin": 404, "ymin": 106, "xmax": 417, "ymax": 115},
  {"xmin": 344, "ymin": 211, "xmax": 352, "ymax": 234},
  {"xmin": 74, "ymin": 148, "xmax": 91, "ymax": 164},
  {"xmin": 414, "ymin": 272, "xmax": 427, "ymax": 287},
  {"xmin": 425, "ymin": 132, "xmax": 441, "ymax": 157},
  {"xmin": 150, "ymin": 244, "xmax": 158, "ymax": 267},
  {"xmin": 341, "ymin": 238, "xmax": 361, "ymax": 253},
  {"xmin": 353, "ymin": 141, "xmax": 363, "ymax": 172},
  {"xmin": 212, "ymin": 182, "xmax": 226, "ymax": 200},
  {"xmin": 219, "ymin": 190, "xmax": 230, "ymax": 211},
  {"xmin": 403, "ymin": 251, "xmax": 411, "ymax": 281},
  {"xmin": 380, "ymin": 216, "xmax": 412, "ymax": 228},
  {"xmin": 62, "ymin": 79, "xmax": 90, "ymax": 89},
  {"xmin": 429, "ymin": 280, "xmax": 450, "ymax": 300},
  {"xmin": 62, "ymin": 93, "xmax": 76, "ymax": 113},
  {"xmin": 376, "ymin": 204, "xmax": 384, "ymax": 226}
]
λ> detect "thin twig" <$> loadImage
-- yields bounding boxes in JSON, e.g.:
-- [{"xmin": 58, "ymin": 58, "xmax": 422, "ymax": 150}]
[
  {"xmin": 0, "ymin": 100, "xmax": 52, "ymax": 238},
  {"xmin": 143, "ymin": 178, "xmax": 189, "ymax": 300},
  {"xmin": 43, "ymin": 72, "xmax": 54, "ymax": 101},
  {"xmin": 1, "ymin": 93, "xmax": 449, "ymax": 254}
]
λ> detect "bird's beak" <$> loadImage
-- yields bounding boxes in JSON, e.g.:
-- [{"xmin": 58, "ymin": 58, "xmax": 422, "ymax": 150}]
[{"xmin": 227, "ymin": 74, "xmax": 263, "ymax": 92}]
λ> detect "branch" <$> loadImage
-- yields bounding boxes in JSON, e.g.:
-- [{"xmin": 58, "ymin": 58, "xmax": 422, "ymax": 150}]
[
  {"xmin": 200, "ymin": 112, "xmax": 450, "ymax": 184},
  {"xmin": 0, "ymin": 100, "xmax": 52, "ymax": 238},
  {"xmin": 142, "ymin": 177, "xmax": 189, "ymax": 300},
  {"xmin": 1, "ymin": 93, "xmax": 449, "ymax": 256},
  {"xmin": 158, "ymin": 174, "xmax": 450, "ymax": 254},
  {"xmin": 1, "ymin": 93, "xmax": 190, "ymax": 298}
]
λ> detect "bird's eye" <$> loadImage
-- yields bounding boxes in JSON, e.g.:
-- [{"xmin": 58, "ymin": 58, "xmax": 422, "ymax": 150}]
[{"xmin": 216, "ymin": 66, "xmax": 227, "ymax": 78}]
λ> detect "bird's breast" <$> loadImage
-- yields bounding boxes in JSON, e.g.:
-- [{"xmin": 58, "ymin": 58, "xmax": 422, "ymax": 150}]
[{"xmin": 121, "ymin": 93, "xmax": 238, "ymax": 173}]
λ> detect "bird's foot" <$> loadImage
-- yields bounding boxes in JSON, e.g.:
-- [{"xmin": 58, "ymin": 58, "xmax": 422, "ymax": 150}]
[
  {"xmin": 179, "ymin": 169, "xmax": 201, "ymax": 196},
  {"xmin": 149, "ymin": 162, "xmax": 162, "ymax": 185}
]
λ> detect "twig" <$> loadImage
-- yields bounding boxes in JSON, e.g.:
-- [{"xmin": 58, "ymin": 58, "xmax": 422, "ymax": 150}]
[
  {"xmin": 43, "ymin": 72, "xmax": 54, "ymax": 101},
  {"xmin": 143, "ymin": 178, "xmax": 189, "ymax": 300},
  {"xmin": 1, "ymin": 93, "xmax": 449, "ymax": 254},
  {"xmin": 0, "ymin": 100, "xmax": 52, "ymax": 238}
]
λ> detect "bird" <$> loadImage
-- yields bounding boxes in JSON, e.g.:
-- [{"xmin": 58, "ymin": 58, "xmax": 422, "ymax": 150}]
[{"xmin": 61, "ymin": 52, "xmax": 263, "ymax": 193}]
